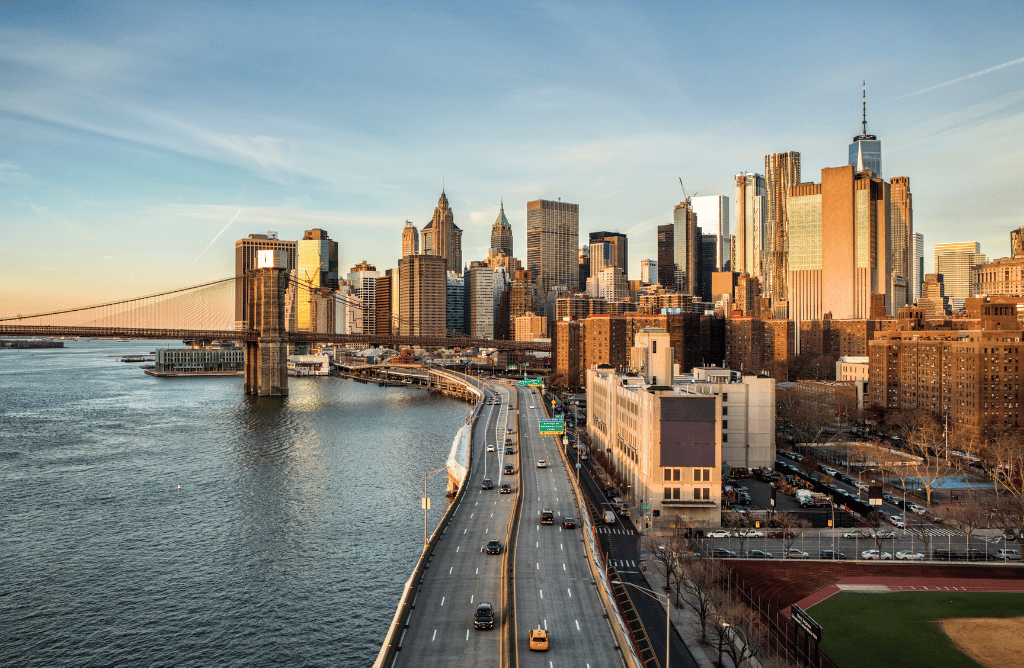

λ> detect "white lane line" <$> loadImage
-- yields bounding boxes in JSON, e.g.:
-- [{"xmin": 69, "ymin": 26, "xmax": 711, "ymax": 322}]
[
  {"xmin": 441, "ymin": 597, "xmax": 445, "ymax": 606},
  {"xmin": 575, "ymin": 620, "xmax": 580, "ymax": 631},
  {"xmin": 536, "ymin": 562, "xmax": 540, "ymax": 569},
  {"xmin": 562, "ymin": 563, "xmax": 566, "ymax": 570},
  {"xmin": 536, "ymin": 541, "xmax": 539, "ymax": 548},
  {"xmin": 540, "ymin": 589, "xmax": 544, "ymax": 599},
  {"xmin": 466, "ymin": 630, "xmax": 469, "ymax": 641},
  {"xmin": 544, "ymin": 619, "xmax": 548, "ymax": 630},
  {"xmin": 490, "ymin": 513, "xmax": 494, "ymax": 517},
  {"xmin": 560, "ymin": 543, "xmax": 564, "ymax": 550},
  {"xmin": 475, "ymin": 567, "xmax": 478, "ymax": 575},
  {"xmin": 485, "ymin": 528, "xmax": 489, "ymax": 534},
  {"xmin": 449, "ymin": 567, "xmax": 453, "ymax": 574},
  {"xmin": 432, "ymin": 629, "xmax": 437, "ymax": 641},
  {"xmin": 463, "ymin": 529, "xmax": 467, "ymax": 534},
  {"xmin": 470, "ymin": 513, "xmax": 474, "ymax": 518},
  {"xmin": 568, "ymin": 587, "xmax": 572, "ymax": 598},
  {"xmin": 456, "ymin": 546, "xmax": 460, "ymax": 552},
  {"xmin": 470, "ymin": 594, "xmax": 474, "ymax": 603}
]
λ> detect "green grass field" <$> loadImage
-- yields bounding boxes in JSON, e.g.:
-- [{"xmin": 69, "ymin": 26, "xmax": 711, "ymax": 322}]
[{"xmin": 807, "ymin": 591, "xmax": 1024, "ymax": 668}]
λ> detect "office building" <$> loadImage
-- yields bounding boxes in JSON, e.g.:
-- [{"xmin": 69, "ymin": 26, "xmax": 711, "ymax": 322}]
[
  {"xmin": 849, "ymin": 82, "xmax": 882, "ymax": 177},
  {"xmin": 490, "ymin": 201, "xmax": 513, "ymax": 257},
  {"xmin": 786, "ymin": 165, "xmax": 891, "ymax": 324},
  {"xmin": 375, "ymin": 273, "xmax": 393, "ymax": 336},
  {"xmin": 527, "ymin": 199, "xmax": 579, "ymax": 296},
  {"xmin": 296, "ymin": 229, "xmax": 339, "ymax": 332},
  {"xmin": 446, "ymin": 273, "xmax": 465, "ymax": 335},
  {"xmin": 764, "ymin": 152, "xmax": 800, "ymax": 306},
  {"xmin": 398, "ymin": 254, "xmax": 446, "ymax": 336},
  {"xmin": 464, "ymin": 264, "xmax": 496, "ymax": 338},
  {"xmin": 972, "ymin": 254, "xmax": 1024, "ymax": 298},
  {"xmin": 589, "ymin": 231, "xmax": 628, "ymax": 279},
  {"xmin": 1013, "ymin": 227, "xmax": 1024, "ymax": 259},
  {"xmin": 673, "ymin": 199, "xmax": 699, "ymax": 294},
  {"xmin": 588, "ymin": 266, "xmax": 629, "ymax": 301},
  {"xmin": 691, "ymin": 195, "xmax": 730, "ymax": 272},
  {"xmin": 657, "ymin": 224, "xmax": 675, "ymax": 288},
  {"xmin": 640, "ymin": 259, "xmax": 657, "ymax": 285},
  {"xmin": 235, "ymin": 232, "xmax": 296, "ymax": 329},
  {"xmin": 402, "ymin": 221, "xmax": 419, "ymax": 258},
  {"xmin": 912, "ymin": 232, "xmax": 924, "ymax": 304},
  {"xmin": 347, "ymin": 261, "xmax": 380, "ymax": 335},
  {"xmin": 514, "ymin": 314, "xmax": 547, "ymax": 341},
  {"xmin": 935, "ymin": 242, "xmax": 985, "ymax": 311},
  {"xmin": 889, "ymin": 176, "xmax": 913, "ymax": 314},
  {"xmin": 421, "ymin": 190, "xmax": 463, "ymax": 273},
  {"xmin": 578, "ymin": 246, "xmax": 590, "ymax": 293},
  {"xmin": 732, "ymin": 172, "xmax": 766, "ymax": 280}
]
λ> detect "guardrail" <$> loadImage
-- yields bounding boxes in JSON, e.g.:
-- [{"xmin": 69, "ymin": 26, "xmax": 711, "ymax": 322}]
[{"xmin": 502, "ymin": 386, "xmax": 522, "ymax": 668}]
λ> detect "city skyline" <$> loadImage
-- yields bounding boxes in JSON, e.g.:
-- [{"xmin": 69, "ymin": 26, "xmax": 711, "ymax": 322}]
[{"xmin": 3, "ymin": 2, "xmax": 1023, "ymax": 315}]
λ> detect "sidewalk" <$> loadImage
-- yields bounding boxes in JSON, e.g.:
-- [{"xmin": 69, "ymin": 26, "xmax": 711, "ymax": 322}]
[{"xmin": 640, "ymin": 557, "xmax": 718, "ymax": 668}]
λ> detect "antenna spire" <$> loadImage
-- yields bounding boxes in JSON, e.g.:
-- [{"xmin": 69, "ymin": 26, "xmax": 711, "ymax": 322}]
[{"xmin": 862, "ymin": 80, "xmax": 867, "ymax": 136}]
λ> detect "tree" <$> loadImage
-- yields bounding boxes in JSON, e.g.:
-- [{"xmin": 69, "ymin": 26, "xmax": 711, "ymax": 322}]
[
  {"xmin": 777, "ymin": 391, "xmax": 836, "ymax": 446},
  {"xmin": 721, "ymin": 512, "xmax": 759, "ymax": 555},
  {"xmin": 884, "ymin": 410, "xmax": 958, "ymax": 507},
  {"xmin": 979, "ymin": 427, "xmax": 1024, "ymax": 546},
  {"xmin": 940, "ymin": 501, "xmax": 989, "ymax": 554},
  {"xmin": 678, "ymin": 555, "xmax": 728, "ymax": 644},
  {"xmin": 765, "ymin": 512, "xmax": 810, "ymax": 556}
]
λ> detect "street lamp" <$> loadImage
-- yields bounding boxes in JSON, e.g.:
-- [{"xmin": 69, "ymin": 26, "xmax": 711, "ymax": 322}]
[
  {"xmin": 423, "ymin": 466, "xmax": 447, "ymax": 546},
  {"xmin": 612, "ymin": 580, "xmax": 670, "ymax": 668},
  {"xmin": 718, "ymin": 622, "xmax": 731, "ymax": 668}
]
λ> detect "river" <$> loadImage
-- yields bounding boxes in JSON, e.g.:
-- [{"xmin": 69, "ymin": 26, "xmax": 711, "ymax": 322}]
[{"xmin": 0, "ymin": 339, "xmax": 469, "ymax": 667}]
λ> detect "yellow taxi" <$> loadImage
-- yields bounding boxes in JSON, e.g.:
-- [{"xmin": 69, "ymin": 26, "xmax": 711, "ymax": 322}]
[{"xmin": 528, "ymin": 628, "xmax": 549, "ymax": 651}]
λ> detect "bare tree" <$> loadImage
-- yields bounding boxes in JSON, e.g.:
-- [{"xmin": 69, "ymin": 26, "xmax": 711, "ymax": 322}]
[
  {"xmin": 766, "ymin": 512, "xmax": 810, "ymax": 556},
  {"xmin": 980, "ymin": 428, "xmax": 1024, "ymax": 546},
  {"xmin": 886, "ymin": 410, "xmax": 958, "ymax": 506},
  {"xmin": 777, "ymin": 391, "xmax": 836, "ymax": 446},
  {"xmin": 722, "ymin": 512, "xmax": 758, "ymax": 555},
  {"xmin": 941, "ymin": 501, "xmax": 989, "ymax": 555},
  {"xmin": 678, "ymin": 555, "xmax": 728, "ymax": 644}
]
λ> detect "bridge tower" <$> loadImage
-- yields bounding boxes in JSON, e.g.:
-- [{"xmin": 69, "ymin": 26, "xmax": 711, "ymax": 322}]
[{"xmin": 245, "ymin": 251, "xmax": 289, "ymax": 396}]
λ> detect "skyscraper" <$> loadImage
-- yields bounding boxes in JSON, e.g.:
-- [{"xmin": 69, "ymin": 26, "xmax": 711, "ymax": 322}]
[
  {"xmin": 446, "ymin": 273, "xmax": 465, "ymax": 335},
  {"xmin": 912, "ymin": 232, "xmax": 924, "ymax": 304},
  {"xmin": 657, "ymin": 224, "xmax": 675, "ymax": 288},
  {"xmin": 732, "ymin": 172, "xmax": 766, "ymax": 280},
  {"xmin": 402, "ymin": 221, "xmax": 419, "ymax": 258},
  {"xmin": 889, "ymin": 176, "xmax": 913, "ymax": 314},
  {"xmin": 296, "ymin": 229, "xmax": 339, "ymax": 331},
  {"xmin": 421, "ymin": 190, "xmax": 462, "ymax": 273},
  {"xmin": 786, "ymin": 165, "xmax": 891, "ymax": 324},
  {"xmin": 398, "ymin": 254, "xmax": 447, "ymax": 336},
  {"xmin": 526, "ymin": 199, "xmax": 579, "ymax": 295},
  {"xmin": 935, "ymin": 242, "xmax": 985, "ymax": 311},
  {"xmin": 764, "ymin": 152, "xmax": 800, "ymax": 305},
  {"xmin": 490, "ymin": 201, "xmax": 513, "ymax": 257},
  {"xmin": 589, "ymin": 231, "xmax": 628, "ymax": 279},
  {"xmin": 577, "ymin": 246, "xmax": 590, "ymax": 292},
  {"xmin": 465, "ymin": 263, "xmax": 497, "ymax": 338},
  {"xmin": 234, "ymin": 232, "xmax": 296, "ymax": 329},
  {"xmin": 640, "ymin": 259, "xmax": 657, "ymax": 285},
  {"xmin": 691, "ymin": 195, "xmax": 730, "ymax": 273},
  {"xmin": 849, "ymin": 82, "xmax": 882, "ymax": 177},
  {"xmin": 346, "ymin": 260, "xmax": 380, "ymax": 335},
  {"xmin": 673, "ymin": 199, "xmax": 698, "ymax": 294}
]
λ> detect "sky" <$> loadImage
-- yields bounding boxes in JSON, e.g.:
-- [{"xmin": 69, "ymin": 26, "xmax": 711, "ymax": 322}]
[{"xmin": 2, "ymin": 0, "xmax": 1023, "ymax": 316}]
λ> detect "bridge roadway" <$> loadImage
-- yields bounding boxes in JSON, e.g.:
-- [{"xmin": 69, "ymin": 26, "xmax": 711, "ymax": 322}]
[
  {"xmin": 392, "ymin": 382, "xmax": 622, "ymax": 668},
  {"xmin": 512, "ymin": 386, "xmax": 623, "ymax": 667}
]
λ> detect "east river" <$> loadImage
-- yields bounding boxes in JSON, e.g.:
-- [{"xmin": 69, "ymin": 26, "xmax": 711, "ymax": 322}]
[{"xmin": 0, "ymin": 340, "xmax": 470, "ymax": 667}]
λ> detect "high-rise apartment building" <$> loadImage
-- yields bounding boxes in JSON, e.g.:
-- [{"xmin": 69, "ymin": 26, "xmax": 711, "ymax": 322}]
[
  {"xmin": 732, "ymin": 172, "xmax": 766, "ymax": 279},
  {"xmin": 691, "ymin": 195, "xmax": 730, "ymax": 274},
  {"xmin": 401, "ymin": 221, "xmax": 419, "ymax": 258},
  {"xmin": 640, "ymin": 259, "xmax": 657, "ymax": 285},
  {"xmin": 375, "ymin": 273, "xmax": 393, "ymax": 336},
  {"xmin": 764, "ymin": 152, "xmax": 800, "ymax": 306},
  {"xmin": 1013, "ymin": 227, "xmax": 1024, "ymax": 259},
  {"xmin": 786, "ymin": 166, "xmax": 891, "ymax": 325},
  {"xmin": 673, "ymin": 199, "xmax": 698, "ymax": 294},
  {"xmin": 464, "ymin": 263, "xmax": 496, "ymax": 338},
  {"xmin": 918, "ymin": 274, "xmax": 949, "ymax": 318},
  {"xmin": 934, "ymin": 242, "xmax": 985, "ymax": 311},
  {"xmin": 421, "ymin": 191, "xmax": 463, "ymax": 273},
  {"xmin": 234, "ymin": 232, "xmax": 296, "ymax": 329},
  {"xmin": 578, "ymin": 246, "xmax": 590, "ymax": 293},
  {"xmin": 912, "ymin": 232, "xmax": 924, "ymax": 304},
  {"xmin": 346, "ymin": 261, "xmax": 380, "ymax": 335},
  {"xmin": 589, "ymin": 231, "xmax": 628, "ymax": 280},
  {"xmin": 526, "ymin": 199, "xmax": 579, "ymax": 295},
  {"xmin": 398, "ymin": 254, "xmax": 446, "ymax": 336},
  {"xmin": 510, "ymin": 270, "xmax": 533, "ymax": 319},
  {"xmin": 296, "ymin": 229, "xmax": 339, "ymax": 331},
  {"xmin": 588, "ymin": 266, "xmax": 629, "ymax": 301},
  {"xmin": 889, "ymin": 176, "xmax": 913, "ymax": 315},
  {"xmin": 446, "ymin": 273, "xmax": 465, "ymax": 335},
  {"xmin": 490, "ymin": 201, "xmax": 513, "ymax": 257},
  {"xmin": 657, "ymin": 224, "xmax": 675, "ymax": 288},
  {"xmin": 849, "ymin": 82, "xmax": 882, "ymax": 177}
]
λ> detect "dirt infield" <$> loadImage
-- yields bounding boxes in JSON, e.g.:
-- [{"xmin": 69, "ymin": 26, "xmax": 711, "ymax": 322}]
[{"xmin": 940, "ymin": 617, "xmax": 1024, "ymax": 668}]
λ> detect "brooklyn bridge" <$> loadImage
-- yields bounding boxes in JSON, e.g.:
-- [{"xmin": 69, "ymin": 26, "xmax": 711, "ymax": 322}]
[{"xmin": 1, "ymin": 263, "xmax": 550, "ymax": 396}]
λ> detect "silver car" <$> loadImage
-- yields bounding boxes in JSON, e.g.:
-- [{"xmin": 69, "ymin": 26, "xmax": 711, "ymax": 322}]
[
  {"xmin": 861, "ymin": 549, "xmax": 893, "ymax": 560},
  {"xmin": 896, "ymin": 550, "xmax": 924, "ymax": 560}
]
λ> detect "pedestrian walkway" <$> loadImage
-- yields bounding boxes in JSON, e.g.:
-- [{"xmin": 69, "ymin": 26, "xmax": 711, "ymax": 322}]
[{"xmin": 640, "ymin": 558, "xmax": 719, "ymax": 668}]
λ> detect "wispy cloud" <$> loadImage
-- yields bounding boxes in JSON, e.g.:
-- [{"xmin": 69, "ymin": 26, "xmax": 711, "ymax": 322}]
[
  {"xmin": 103, "ymin": 255, "xmax": 114, "ymax": 260},
  {"xmin": 891, "ymin": 56, "xmax": 1024, "ymax": 101},
  {"xmin": 0, "ymin": 162, "xmax": 25, "ymax": 181}
]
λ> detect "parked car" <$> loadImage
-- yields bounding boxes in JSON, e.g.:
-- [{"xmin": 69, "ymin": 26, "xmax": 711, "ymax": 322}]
[
  {"xmin": 710, "ymin": 548, "xmax": 737, "ymax": 558},
  {"xmin": 733, "ymin": 529, "xmax": 764, "ymax": 538},
  {"xmin": 486, "ymin": 539, "xmax": 502, "ymax": 554},
  {"xmin": 745, "ymin": 549, "xmax": 773, "ymax": 559},
  {"xmin": 768, "ymin": 530, "xmax": 796, "ymax": 539},
  {"xmin": 997, "ymin": 549, "xmax": 1022, "ymax": 561},
  {"xmin": 843, "ymin": 530, "xmax": 871, "ymax": 539},
  {"xmin": 962, "ymin": 549, "xmax": 990, "ymax": 561},
  {"xmin": 861, "ymin": 549, "xmax": 893, "ymax": 560},
  {"xmin": 875, "ymin": 529, "xmax": 897, "ymax": 539},
  {"xmin": 908, "ymin": 503, "xmax": 928, "ymax": 515},
  {"xmin": 783, "ymin": 549, "xmax": 810, "ymax": 559},
  {"xmin": 888, "ymin": 515, "xmax": 906, "ymax": 529},
  {"xmin": 932, "ymin": 549, "xmax": 957, "ymax": 560},
  {"xmin": 707, "ymin": 530, "xmax": 732, "ymax": 539},
  {"xmin": 896, "ymin": 550, "xmax": 925, "ymax": 560},
  {"xmin": 820, "ymin": 550, "xmax": 847, "ymax": 560},
  {"xmin": 481, "ymin": 478, "xmax": 493, "ymax": 490}
]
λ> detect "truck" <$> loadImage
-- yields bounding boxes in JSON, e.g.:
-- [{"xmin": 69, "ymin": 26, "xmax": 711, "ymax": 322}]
[
  {"xmin": 603, "ymin": 510, "xmax": 616, "ymax": 525},
  {"xmin": 540, "ymin": 508, "xmax": 554, "ymax": 524},
  {"xmin": 796, "ymin": 489, "xmax": 833, "ymax": 507}
]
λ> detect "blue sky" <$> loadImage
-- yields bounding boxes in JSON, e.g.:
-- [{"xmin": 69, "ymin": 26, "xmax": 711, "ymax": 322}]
[{"xmin": 3, "ymin": 1, "xmax": 1022, "ymax": 315}]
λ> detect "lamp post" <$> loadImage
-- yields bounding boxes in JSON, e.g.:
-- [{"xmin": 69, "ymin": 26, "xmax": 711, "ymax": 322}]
[
  {"xmin": 717, "ymin": 622, "xmax": 731, "ymax": 668},
  {"xmin": 612, "ymin": 580, "xmax": 671, "ymax": 668},
  {"xmin": 423, "ymin": 466, "xmax": 448, "ymax": 547}
]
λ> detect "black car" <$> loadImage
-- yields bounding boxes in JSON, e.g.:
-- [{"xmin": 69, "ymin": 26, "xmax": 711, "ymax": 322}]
[
  {"xmin": 710, "ymin": 548, "xmax": 736, "ymax": 558},
  {"xmin": 481, "ymin": 478, "xmax": 493, "ymax": 490},
  {"xmin": 933, "ymin": 549, "xmax": 957, "ymax": 560},
  {"xmin": 563, "ymin": 517, "xmax": 576, "ymax": 529},
  {"xmin": 474, "ymin": 603, "xmax": 494, "ymax": 629},
  {"xmin": 962, "ymin": 549, "xmax": 990, "ymax": 561},
  {"xmin": 504, "ymin": 464, "xmax": 514, "ymax": 475},
  {"xmin": 505, "ymin": 446, "xmax": 514, "ymax": 454},
  {"xmin": 820, "ymin": 550, "xmax": 847, "ymax": 560},
  {"xmin": 499, "ymin": 483, "xmax": 511, "ymax": 494},
  {"xmin": 486, "ymin": 539, "xmax": 502, "ymax": 554}
]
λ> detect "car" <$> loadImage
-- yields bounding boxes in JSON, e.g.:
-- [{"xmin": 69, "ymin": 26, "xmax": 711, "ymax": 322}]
[
  {"xmin": 888, "ymin": 515, "xmax": 906, "ymax": 528},
  {"xmin": 709, "ymin": 548, "xmax": 737, "ymax": 558},
  {"xmin": 500, "ymin": 483, "xmax": 511, "ymax": 494},
  {"xmin": 908, "ymin": 503, "xmax": 928, "ymax": 515},
  {"xmin": 529, "ymin": 405, "xmax": 535, "ymax": 409},
  {"xmin": 486, "ymin": 539, "xmax": 502, "ymax": 554},
  {"xmin": 736, "ymin": 493, "xmax": 752, "ymax": 505},
  {"xmin": 707, "ymin": 530, "xmax": 732, "ymax": 539},
  {"xmin": 819, "ymin": 550, "xmax": 847, "ymax": 560},
  {"xmin": 962, "ymin": 549, "xmax": 990, "ymax": 561},
  {"xmin": 504, "ymin": 464, "xmax": 514, "ymax": 474},
  {"xmin": 861, "ymin": 549, "xmax": 893, "ymax": 560},
  {"xmin": 481, "ymin": 478, "xmax": 493, "ymax": 490},
  {"xmin": 1003, "ymin": 529, "xmax": 1017, "ymax": 540},
  {"xmin": 896, "ymin": 550, "xmax": 925, "ymax": 560},
  {"xmin": 768, "ymin": 530, "xmax": 796, "ymax": 539},
  {"xmin": 528, "ymin": 628, "xmax": 549, "ymax": 651},
  {"xmin": 505, "ymin": 446, "xmax": 514, "ymax": 454},
  {"xmin": 843, "ymin": 530, "xmax": 871, "ymax": 539},
  {"xmin": 474, "ymin": 603, "xmax": 494, "ymax": 629},
  {"xmin": 487, "ymin": 444, "xmax": 495, "ymax": 452},
  {"xmin": 563, "ymin": 517, "xmax": 576, "ymax": 529},
  {"xmin": 507, "ymin": 428, "xmax": 514, "ymax": 433},
  {"xmin": 783, "ymin": 549, "xmax": 810, "ymax": 559},
  {"xmin": 733, "ymin": 529, "xmax": 764, "ymax": 538},
  {"xmin": 745, "ymin": 549, "xmax": 773, "ymax": 559},
  {"xmin": 536, "ymin": 460, "xmax": 547, "ymax": 468},
  {"xmin": 874, "ymin": 529, "xmax": 897, "ymax": 539},
  {"xmin": 507, "ymin": 406, "xmax": 512, "ymax": 410},
  {"xmin": 997, "ymin": 549, "xmax": 1022, "ymax": 561},
  {"xmin": 933, "ymin": 549, "xmax": 957, "ymax": 560}
]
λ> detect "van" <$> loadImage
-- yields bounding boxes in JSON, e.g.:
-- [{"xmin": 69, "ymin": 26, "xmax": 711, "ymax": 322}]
[{"xmin": 603, "ymin": 510, "xmax": 616, "ymax": 525}]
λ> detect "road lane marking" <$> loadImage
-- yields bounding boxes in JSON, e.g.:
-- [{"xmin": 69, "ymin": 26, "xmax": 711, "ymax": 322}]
[
  {"xmin": 463, "ymin": 529, "xmax": 467, "ymax": 534},
  {"xmin": 544, "ymin": 619, "xmax": 548, "ymax": 630},
  {"xmin": 475, "ymin": 568, "xmax": 478, "ymax": 575},
  {"xmin": 536, "ymin": 562, "xmax": 540, "ymax": 569},
  {"xmin": 456, "ymin": 546, "xmax": 460, "ymax": 552},
  {"xmin": 536, "ymin": 541, "xmax": 539, "ymax": 548},
  {"xmin": 560, "ymin": 544, "xmax": 564, "ymax": 550},
  {"xmin": 432, "ymin": 630, "xmax": 437, "ymax": 641},
  {"xmin": 563, "ymin": 563, "xmax": 566, "ymax": 570},
  {"xmin": 540, "ymin": 589, "xmax": 544, "ymax": 599},
  {"xmin": 568, "ymin": 587, "xmax": 572, "ymax": 597},
  {"xmin": 576, "ymin": 620, "xmax": 581, "ymax": 631},
  {"xmin": 441, "ymin": 597, "xmax": 445, "ymax": 606},
  {"xmin": 466, "ymin": 630, "xmax": 469, "ymax": 641},
  {"xmin": 449, "ymin": 567, "xmax": 453, "ymax": 574}
]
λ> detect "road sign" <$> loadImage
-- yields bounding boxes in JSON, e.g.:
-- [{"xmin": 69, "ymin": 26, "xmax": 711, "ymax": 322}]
[
  {"xmin": 517, "ymin": 378, "xmax": 543, "ymax": 386},
  {"xmin": 421, "ymin": 497, "xmax": 431, "ymax": 510},
  {"xmin": 538, "ymin": 418, "xmax": 564, "ymax": 435},
  {"xmin": 508, "ymin": 365, "xmax": 517, "ymax": 369}
]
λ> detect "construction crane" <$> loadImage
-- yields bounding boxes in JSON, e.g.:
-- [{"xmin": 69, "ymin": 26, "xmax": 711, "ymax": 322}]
[{"xmin": 678, "ymin": 177, "xmax": 697, "ymax": 202}]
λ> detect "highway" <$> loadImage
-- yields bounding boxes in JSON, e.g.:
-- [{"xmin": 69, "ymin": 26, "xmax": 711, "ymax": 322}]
[
  {"xmin": 393, "ymin": 382, "xmax": 516, "ymax": 668},
  {"xmin": 512, "ymin": 386, "xmax": 623, "ymax": 667}
]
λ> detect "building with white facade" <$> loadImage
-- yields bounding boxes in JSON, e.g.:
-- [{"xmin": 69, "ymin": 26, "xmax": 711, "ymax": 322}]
[{"xmin": 640, "ymin": 259, "xmax": 657, "ymax": 285}]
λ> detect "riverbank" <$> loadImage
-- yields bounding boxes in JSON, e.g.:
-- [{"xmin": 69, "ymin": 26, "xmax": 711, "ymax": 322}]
[{"xmin": 1, "ymin": 339, "xmax": 64, "ymax": 349}]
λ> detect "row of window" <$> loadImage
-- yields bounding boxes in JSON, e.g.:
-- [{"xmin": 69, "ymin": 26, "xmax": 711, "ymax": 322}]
[
  {"xmin": 663, "ymin": 487, "xmax": 712, "ymax": 500},
  {"xmin": 663, "ymin": 467, "xmax": 712, "ymax": 482}
]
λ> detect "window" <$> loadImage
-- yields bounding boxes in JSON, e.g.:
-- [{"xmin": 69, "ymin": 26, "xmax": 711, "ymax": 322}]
[
  {"xmin": 722, "ymin": 406, "xmax": 728, "ymax": 415},
  {"xmin": 674, "ymin": 469, "xmax": 680, "ymax": 481},
  {"xmin": 722, "ymin": 420, "xmax": 728, "ymax": 430},
  {"xmin": 664, "ymin": 469, "xmax": 672, "ymax": 481},
  {"xmin": 694, "ymin": 487, "xmax": 710, "ymax": 500},
  {"xmin": 693, "ymin": 469, "xmax": 701, "ymax": 482}
]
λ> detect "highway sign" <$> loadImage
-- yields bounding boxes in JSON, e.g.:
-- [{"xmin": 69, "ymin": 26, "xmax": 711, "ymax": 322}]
[
  {"xmin": 538, "ymin": 418, "xmax": 564, "ymax": 435},
  {"xmin": 517, "ymin": 378, "xmax": 543, "ymax": 386}
]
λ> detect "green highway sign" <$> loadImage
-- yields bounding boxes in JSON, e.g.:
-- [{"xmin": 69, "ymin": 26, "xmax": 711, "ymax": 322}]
[
  {"xmin": 538, "ymin": 418, "xmax": 565, "ymax": 435},
  {"xmin": 508, "ymin": 365, "xmax": 517, "ymax": 370},
  {"xmin": 517, "ymin": 378, "xmax": 543, "ymax": 386}
]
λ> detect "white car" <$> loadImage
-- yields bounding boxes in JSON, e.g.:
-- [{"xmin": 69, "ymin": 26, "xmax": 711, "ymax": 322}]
[
  {"xmin": 997, "ymin": 549, "xmax": 1022, "ymax": 561},
  {"xmin": 861, "ymin": 549, "xmax": 893, "ymax": 560},
  {"xmin": 733, "ymin": 529, "xmax": 764, "ymax": 538},
  {"xmin": 529, "ymin": 406, "xmax": 535, "ymax": 409},
  {"xmin": 486, "ymin": 444, "xmax": 495, "ymax": 452},
  {"xmin": 536, "ymin": 460, "xmax": 547, "ymax": 468},
  {"xmin": 896, "ymin": 550, "xmax": 924, "ymax": 560},
  {"xmin": 888, "ymin": 515, "xmax": 906, "ymax": 528},
  {"xmin": 707, "ymin": 530, "xmax": 732, "ymax": 539},
  {"xmin": 783, "ymin": 549, "xmax": 810, "ymax": 559},
  {"xmin": 908, "ymin": 503, "xmax": 928, "ymax": 515}
]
